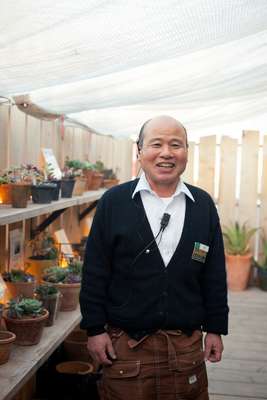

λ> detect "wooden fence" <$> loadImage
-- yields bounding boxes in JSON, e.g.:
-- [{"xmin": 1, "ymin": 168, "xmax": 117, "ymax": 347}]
[
  {"xmin": 182, "ymin": 132, "xmax": 267, "ymax": 258},
  {"xmin": 0, "ymin": 104, "xmax": 133, "ymax": 183}
]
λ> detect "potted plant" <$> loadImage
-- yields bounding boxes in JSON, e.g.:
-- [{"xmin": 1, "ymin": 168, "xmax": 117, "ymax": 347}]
[
  {"xmin": 61, "ymin": 161, "xmax": 77, "ymax": 198},
  {"xmin": 26, "ymin": 230, "xmax": 59, "ymax": 283},
  {"xmin": 89, "ymin": 161, "xmax": 104, "ymax": 190},
  {"xmin": 3, "ymin": 297, "xmax": 49, "ymax": 345},
  {"xmin": 223, "ymin": 222, "xmax": 257, "ymax": 291},
  {"xmin": 3, "ymin": 165, "xmax": 32, "ymax": 208},
  {"xmin": 103, "ymin": 167, "xmax": 119, "ymax": 188},
  {"xmin": 253, "ymin": 234, "xmax": 267, "ymax": 291},
  {"xmin": 0, "ymin": 174, "xmax": 12, "ymax": 204},
  {"xmin": 42, "ymin": 260, "xmax": 83, "ymax": 311},
  {"xmin": 2, "ymin": 268, "xmax": 36, "ymax": 298},
  {"xmin": 64, "ymin": 159, "xmax": 87, "ymax": 196},
  {"xmin": 29, "ymin": 165, "xmax": 57, "ymax": 204},
  {"xmin": 44, "ymin": 163, "xmax": 61, "ymax": 201},
  {"xmin": 35, "ymin": 284, "xmax": 61, "ymax": 326},
  {"xmin": 0, "ymin": 329, "xmax": 16, "ymax": 365},
  {"xmin": 82, "ymin": 161, "xmax": 94, "ymax": 190}
]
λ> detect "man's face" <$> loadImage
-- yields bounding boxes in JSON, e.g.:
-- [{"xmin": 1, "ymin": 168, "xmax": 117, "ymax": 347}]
[{"xmin": 138, "ymin": 120, "xmax": 188, "ymax": 193}]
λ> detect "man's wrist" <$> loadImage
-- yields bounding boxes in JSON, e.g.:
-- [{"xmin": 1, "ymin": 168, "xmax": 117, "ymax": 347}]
[{"xmin": 86, "ymin": 326, "xmax": 106, "ymax": 337}]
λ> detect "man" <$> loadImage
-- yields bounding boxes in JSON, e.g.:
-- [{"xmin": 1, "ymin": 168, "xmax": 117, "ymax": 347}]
[{"xmin": 80, "ymin": 115, "xmax": 229, "ymax": 400}]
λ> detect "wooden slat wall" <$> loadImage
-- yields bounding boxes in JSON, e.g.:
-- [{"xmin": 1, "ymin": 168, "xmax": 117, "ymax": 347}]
[
  {"xmin": 260, "ymin": 135, "xmax": 267, "ymax": 238},
  {"xmin": 182, "ymin": 141, "xmax": 194, "ymax": 184},
  {"xmin": 198, "ymin": 136, "xmax": 216, "ymax": 196}
]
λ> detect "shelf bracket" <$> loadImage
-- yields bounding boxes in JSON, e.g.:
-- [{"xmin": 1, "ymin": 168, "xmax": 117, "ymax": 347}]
[
  {"xmin": 31, "ymin": 208, "xmax": 68, "ymax": 238},
  {"xmin": 79, "ymin": 200, "xmax": 98, "ymax": 221}
]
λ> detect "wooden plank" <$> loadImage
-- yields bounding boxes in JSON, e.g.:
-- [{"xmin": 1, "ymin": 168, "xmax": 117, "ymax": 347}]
[
  {"xmin": 239, "ymin": 131, "xmax": 259, "ymax": 229},
  {"xmin": 9, "ymin": 107, "xmax": 26, "ymax": 166},
  {"xmin": 260, "ymin": 135, "xmax": 267, "ymax": 239},
  {"xmin": 0, "ymin": 105, "xmax": 10, "ymax": 170},
  {"xmin": 26, "ymin": 115, "xmax": 41, "ymax": 165},
  {"xmin": 218, "ymin": 136, "xmax": 238, "ymax": 225},
  {"xmin": 0, "ymin": 309, "xmax": 81, "ymax": 400},
  {"xmin": 198, "ymin": 135, "xmax": 216, "ymax": 197},
  {"xmin": 0, "ymin": 189, "xmax": 105, "ymax": 225},
  {"xmin": 182, "ymin": 141, "xmax": 194, "ymax": 184}
]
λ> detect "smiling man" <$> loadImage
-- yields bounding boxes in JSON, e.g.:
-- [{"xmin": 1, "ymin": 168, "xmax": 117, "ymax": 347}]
[{"xmin": 80, "ymin": 116, "xmax": 229, "ymax": 400}]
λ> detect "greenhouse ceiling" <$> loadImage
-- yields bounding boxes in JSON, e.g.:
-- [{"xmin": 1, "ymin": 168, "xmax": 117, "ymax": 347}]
[{"xmin": 1, "ymin": 0, "xmax": 267, "ymax": 139}]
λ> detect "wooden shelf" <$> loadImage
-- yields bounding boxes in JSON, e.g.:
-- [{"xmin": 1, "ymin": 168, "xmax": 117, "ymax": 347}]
[
  {"xmin": 0, "ymin": 309, "xmax": 81, "ymax": 400},
  {"xmin": 0, "ymin": 189, "xmax": 105, "ymax": 226}
]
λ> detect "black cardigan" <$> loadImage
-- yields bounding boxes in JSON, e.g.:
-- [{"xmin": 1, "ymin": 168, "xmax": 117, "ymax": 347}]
[{"xmin": 80, "ymin": 179, "xmax": 229, "ymax": 336}]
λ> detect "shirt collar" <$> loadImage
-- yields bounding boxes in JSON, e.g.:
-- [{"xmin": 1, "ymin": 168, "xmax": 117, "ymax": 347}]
[{"xmin": 132, "ymin": 173, "xmax": 195, "ymax": 202}]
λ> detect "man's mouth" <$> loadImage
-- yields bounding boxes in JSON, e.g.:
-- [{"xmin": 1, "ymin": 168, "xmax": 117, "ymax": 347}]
[{"xmin": 156, "ymin": 162, "xmax": 175, "ymax": 169}]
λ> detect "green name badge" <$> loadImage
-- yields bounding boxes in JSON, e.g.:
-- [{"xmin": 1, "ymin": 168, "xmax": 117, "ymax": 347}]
[{"xmin": 192, "ymin": 242, "xmax": 209, "ymax": 263}]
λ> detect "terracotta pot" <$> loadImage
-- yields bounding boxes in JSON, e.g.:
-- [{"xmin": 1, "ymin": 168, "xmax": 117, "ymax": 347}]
[
  {"xmin": 26, "ymin": 258, "xmax": 57, "ymax": 284},
  {"xmin": 83, "ymin": 169, "xmax": 94, "ymax": 190},
  {"xmin": 88, "ymin": 172, "xmax": 103, "ymax": 190},
  {"xmin": 11, "ymin": 183, "xmax": 30, "ymax": 208},
  {"xmin": 0, "ymin": 330, "xmax": 16, "ymax": 365},
  {"xmin": 226, "ymin": 253, "xmax": 252, "ymax": 291},
  {"xmin": 3, "ymin": 309, "xmax": 49, "ymax": 345},
  {"xmin": 73, "ymin": 177, "xmax": 87, "ymax": 196},
  {"xmin": 5, "ymin": 279, "xmax": 36, "ymax": 298},
  {"xmin": 0, "ymin": 184, "xmax": 12, "ymax": 204},
  {"xmin": 103, "ymin": 179, "xmax": 119, "ymax": 189},
  {"xmin": 42, "ymin": 281, "xmax": 81, "ymax": 311},
  {"xmin": 64, "ymin": 329, "xmax": 91, "ymax": 362}
]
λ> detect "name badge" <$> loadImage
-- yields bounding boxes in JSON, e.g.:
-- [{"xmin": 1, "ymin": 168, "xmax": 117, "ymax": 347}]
[{"xmin": 192, "ymin": 242, "xmax": 209, "ymax": 263}]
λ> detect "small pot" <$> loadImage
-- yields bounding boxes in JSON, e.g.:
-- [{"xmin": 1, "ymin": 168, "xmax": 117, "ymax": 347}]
[
  {"xmin": 48, "ymin": 180, "xmax": 61, "ymax": 201},
  {"xmin": 38, "ymin": 293, "xmax": 62, "ymax": 326},
  {"xmin": 61, "ymin": 179, "xmax": 75, "ymax": 198},
  {"xmin": 31, "ymin": 183, "xmax": 57, "ymax": 204},
  {"xmin": 0, "ymin": 330, "xmax": 16, "ymax": 365},
  {"xmin": 0, "ymin": 183, "xmax": 12, "ymax": 204},
  {"xmin": 258, "ymin": 267, "xmax": 267, "ymax": 291},
  {"xmin": 11, "ymin": 183, "xmax": 30, "ymax": 208},
  {"xmin": 5, "ymin": 279, "xmax": 36, "ymax": 298}
]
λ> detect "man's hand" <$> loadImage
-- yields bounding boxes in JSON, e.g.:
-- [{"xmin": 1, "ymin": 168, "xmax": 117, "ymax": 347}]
[
  {"xmin": 87, "ymin": 332, "xmax": 117, "ymax": 366},
  {"xmin": 204, "ymin": 333, "xmax": 224, "ymax": 362}
]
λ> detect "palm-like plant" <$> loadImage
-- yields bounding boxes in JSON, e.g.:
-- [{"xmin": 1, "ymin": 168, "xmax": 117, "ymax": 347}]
[{"xmin": 222, "ymin": 222, "xmax": 257, "ymax": 255}]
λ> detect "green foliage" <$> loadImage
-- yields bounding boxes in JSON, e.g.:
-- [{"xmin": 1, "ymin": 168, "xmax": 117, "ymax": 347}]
[
  {"xmin": 0, "ymin": 175, "xmax": 9, "ymax": 185},
  {"xmin": 222, "ymin": 222, "xmax": 257, "ymax": 255},
  {"xmin": 29, "ymin": 231, "xmax": 58, "ymax": 260},
  {"xmin": 2, "ymin": 269, "xmax": 35, "ymax": 282},
  {"xmin": 253, "ymin": 234, "xmax": 267, "ymax": 270},
  {"xmin": 83, "ymin": 161, "xmax": 94, "ymax": 170},
  {"xmin": 65, "ymin": 159, "xmax": 84, "ymax": 170},
  {"xmin": 93, "ymin": 160, "xmax": 104, "ymax": 172},
  {"xmin": 35, "ymin": 284, "xmax": 59, "ymax": 297},
  {"xmin": 43, "ymin": 261, "xmax": 82, "ymax": 284},
  {"xmin": 8, "ymin": 297, "xmax": 44, "ymax": 319}
]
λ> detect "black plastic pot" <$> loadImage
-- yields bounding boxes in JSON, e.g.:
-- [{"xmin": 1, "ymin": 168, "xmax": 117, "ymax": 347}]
[
  {"xmin": 31, "ymin": 183, "xmax": 57, "ymax": 204},
  {"xmin": 61, "ymin": 179, "xmax": 75, "ymax": 198},
  {"xmin": 49, "ymin": 180, "xmax": 61, "ymax": 200}
]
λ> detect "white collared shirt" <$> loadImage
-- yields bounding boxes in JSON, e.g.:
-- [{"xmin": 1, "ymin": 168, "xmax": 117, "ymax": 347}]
[{"xmin": 132, "ymin": 173, "xmax": 195, "ymax": 267}]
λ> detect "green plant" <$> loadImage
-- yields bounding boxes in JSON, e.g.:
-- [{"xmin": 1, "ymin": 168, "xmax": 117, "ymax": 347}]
[
  {"xmin": 222, "ymin": 222, "xmax": 257, "ymax": 255},
  {"xmin": 93, "ymin": 160, "xmax": 104, "ymax": 172},
  {"xmin": 43, "ymin": 261, "xmax": 82, "ymax": 284},
  {"xmin": 253, "ymin": 234, "xmax": 267, "ymax": 270},
  {"xmin": 7, "ymin": 297, "xmax": 44, "ymax": 319},
  {"xmin": 83, "ymin": 161, "xmax": 94, "ymax": 170},
  {"xmin": 2, "ymin": 269, "xmax": 35, "ymax": 283},
  {"xmin": 0, "ymin": 175, "xmax": 9, "ymax": 185},
  {"xmin": 28, "ymin": 231, "xmax": 58, "ymax": 260},
  {"xmin": 35, "ymin": 284, "xmax": 59, "ymax": 297}
]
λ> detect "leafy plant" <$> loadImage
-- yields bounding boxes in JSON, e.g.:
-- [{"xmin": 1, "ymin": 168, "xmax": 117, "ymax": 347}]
[
  {"xmin": 0, "ymin": 175, "xmax": 9, "ymax": 185},
  {"xmin": 253, "ymin": 234, "xmax": 267, "ymax": 270},
  {"xmin": 2, "ymin": 269, "xmax": 35, "ymax": 283},
  {"xmin": 35, "ymin": 284, "xmax": 59, "ymax": 297},
  {"xmin": 83, "ymin": 161, "xmax": 94, "ymax": 171},
  {"xmin": 222, "ymin": 222, "xmax": 257, "ymax": 255},
  {"xmin": 28, "ymin": 231, "xmax": 58, "ymax": 260},
  {"xmin": 7, "ymin": 297, "xmax": 44, "ymax": 319},
  {"xmin": 43, "ymin": 261, "xmax": 82, "ymax": 284}
]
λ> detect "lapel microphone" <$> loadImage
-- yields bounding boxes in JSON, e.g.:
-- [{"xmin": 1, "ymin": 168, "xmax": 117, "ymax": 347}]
[{"xmin": 160, "ymin": 213, "xmax": 171, "ymax": 231}]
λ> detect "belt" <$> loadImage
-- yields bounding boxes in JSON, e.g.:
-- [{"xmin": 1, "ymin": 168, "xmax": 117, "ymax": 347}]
[{"xmin": 125, "ymin": 328, "xmax": 194, "ymax": 341}]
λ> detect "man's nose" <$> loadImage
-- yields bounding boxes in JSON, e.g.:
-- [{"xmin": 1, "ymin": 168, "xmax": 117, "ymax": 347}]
[{"xmin": 159, "ymin": 145, "xmax": 173, "ymax": 157}]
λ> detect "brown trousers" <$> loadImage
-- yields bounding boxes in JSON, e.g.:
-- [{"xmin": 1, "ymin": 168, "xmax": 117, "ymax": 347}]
[{"xmin": 98, "ymin": 329, "xmax": 209, "ymax": 400}]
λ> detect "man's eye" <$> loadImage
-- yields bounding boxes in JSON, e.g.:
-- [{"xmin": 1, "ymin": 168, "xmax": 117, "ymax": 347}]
[
  {"xmin": 151, "ymin": 143, "xmax": 161, "ymax": 148},
  {"xmin": 172, "ymin": 143, "xmax": 182, "ymax": 148}
]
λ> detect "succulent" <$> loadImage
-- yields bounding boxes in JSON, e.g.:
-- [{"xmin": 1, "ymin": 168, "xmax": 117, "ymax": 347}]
[
  {"xmin": 43, "ymin": 261, "xmax": 82, "ymax": 284},
  {"xmin": 35, "ymin": 284, "xmax": 59, "ymax": 297},
  {"xmin": 28, "ymin": 230, "xmax": 58, "ymax": 260},
  {"xmin": 7, "ymin": 297, "xmax": 44, "ymax": 319},
  {"xmin": 222, "ymin": 222, "xmax": 257, "ymax": 256},
  {"xmin": 2, "ymin": 269, "xmax": 35, "ymax": 283}
]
